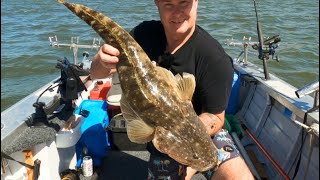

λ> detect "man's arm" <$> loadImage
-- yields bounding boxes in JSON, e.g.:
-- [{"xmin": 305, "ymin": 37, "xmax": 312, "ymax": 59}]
[
  {"xmin": 199, "ymin": 111, "xmax": 254, "ymax": 180},
  {"xmin": 199, "ymin": 111, "xmax": 225, "ymax": 137}
]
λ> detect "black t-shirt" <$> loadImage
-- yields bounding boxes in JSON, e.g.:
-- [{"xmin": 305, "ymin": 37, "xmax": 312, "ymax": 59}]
[{"xmin": 131, "ymin": 20, "xmax": 234, "ymax": 157}]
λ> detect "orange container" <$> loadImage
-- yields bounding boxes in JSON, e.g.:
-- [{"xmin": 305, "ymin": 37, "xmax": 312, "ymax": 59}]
[{"xmin": 89, "ymin": 81, "xmax": 111, "ymax": 100}]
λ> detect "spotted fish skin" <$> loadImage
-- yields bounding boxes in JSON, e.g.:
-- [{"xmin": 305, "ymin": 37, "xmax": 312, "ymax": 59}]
[{"xmin": 58, "ymin": 0, "xmax": 218, "ymax": 171}]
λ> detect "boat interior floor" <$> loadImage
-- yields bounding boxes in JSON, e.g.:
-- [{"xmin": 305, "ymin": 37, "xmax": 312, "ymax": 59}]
[{"xmin": 79, "ymin": 150, "xmax": 208, "ymax": 180}]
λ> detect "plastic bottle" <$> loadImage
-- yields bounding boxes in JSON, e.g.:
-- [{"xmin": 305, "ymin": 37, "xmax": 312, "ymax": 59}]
[{"xmin": 81, "ymin": 51, "xmax": 92, "ymax": 71}]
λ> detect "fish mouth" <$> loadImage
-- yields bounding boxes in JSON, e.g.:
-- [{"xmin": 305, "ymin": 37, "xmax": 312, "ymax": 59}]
[
  {"xmin": 200, "ymin": 162, "xmax": 216, "ymax": 172},
  {"xmin": 179, "ymin": 146, "xmax": 217, "ymax": 172},
  {"xmin": 190, "ymin": 161, "xmax": 215, "ymax": 172}
]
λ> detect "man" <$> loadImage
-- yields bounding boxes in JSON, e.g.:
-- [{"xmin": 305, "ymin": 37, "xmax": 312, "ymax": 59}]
[{"xmin": 91, "ymin": 0, "xmax": 254, "ymax": 179}]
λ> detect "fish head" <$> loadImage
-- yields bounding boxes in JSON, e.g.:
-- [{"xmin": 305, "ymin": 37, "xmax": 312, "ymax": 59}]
[{"xmin": 152, "ymin": 116, "xmax": 219, "ymax": 172}]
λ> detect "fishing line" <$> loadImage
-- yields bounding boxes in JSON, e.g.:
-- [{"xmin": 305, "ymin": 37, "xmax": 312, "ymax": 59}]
[{"xmin": 35, "ymin": 83, "xmax": 61, "ymax": 104}]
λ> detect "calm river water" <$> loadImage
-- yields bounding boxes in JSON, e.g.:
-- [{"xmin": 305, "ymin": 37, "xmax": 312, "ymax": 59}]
[{"xmin": 1, "ymin": 0, "xmax": 319, "ymax": 112}]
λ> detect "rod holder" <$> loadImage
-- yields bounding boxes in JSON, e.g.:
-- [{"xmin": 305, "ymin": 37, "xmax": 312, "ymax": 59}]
[{"xmin": 295, "ymin": 80, "xmax": 319, "ymax": 109}]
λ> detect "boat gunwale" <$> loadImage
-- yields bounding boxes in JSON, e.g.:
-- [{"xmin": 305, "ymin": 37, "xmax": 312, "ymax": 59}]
[
  {"xmin": 234, "ymin": 62, "xmax": 319, "ymax": 125},
  {"xmin": 1, "ymin": 77, "xmax": 60, "ymax": 141}
]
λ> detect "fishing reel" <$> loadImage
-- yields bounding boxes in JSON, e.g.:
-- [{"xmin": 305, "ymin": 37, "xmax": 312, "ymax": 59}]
[
  {"xmin": 252, "ymin": 34, "xmax": 281, "ymax": 62},
  {"xmin": 55, "ymin": 57, "xmax": 87, "ymax": 111},
  {"xmin": 26, "ymin": 57, "xmax": 88, "ymax": 127},
  {"xmin": 27, "ymin": 85, "xmax": 60, "ymax": 127}
]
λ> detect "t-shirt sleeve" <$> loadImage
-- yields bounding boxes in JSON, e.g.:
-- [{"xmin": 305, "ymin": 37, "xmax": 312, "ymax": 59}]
[{"xmin": 195, "ymin": 43, "xmax": 234, "ymax": 114}]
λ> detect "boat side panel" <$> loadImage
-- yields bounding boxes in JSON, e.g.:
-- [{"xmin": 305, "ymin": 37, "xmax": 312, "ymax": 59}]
[
  {"xmin": 292, "ymin": 140, "xmax": 319, "ymax": 179},
  {"xmin": 242, "ymin": 84, "xmax": 269, "ymax": 135},
  {"xmin": 235, "ymin": 62, "xmax": 318, "ymax": 180}
]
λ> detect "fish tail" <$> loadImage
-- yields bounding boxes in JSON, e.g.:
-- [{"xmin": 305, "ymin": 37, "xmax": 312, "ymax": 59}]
[
  {"xmin": 56, "ymin": 0, "xmax": 65, "ymax": 4},
  {"xmin": 58, "ymin": 1, "xmax": 126, "ymax": 50},
  {"xmin": 58, "ymin": 1, "xmax": 152, "ymax": 69}
]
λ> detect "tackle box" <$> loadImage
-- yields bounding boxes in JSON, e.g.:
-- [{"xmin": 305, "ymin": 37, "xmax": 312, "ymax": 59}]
[{"xmin": 108, "ymin": 113, "xmax": 147, "ymax": 151}]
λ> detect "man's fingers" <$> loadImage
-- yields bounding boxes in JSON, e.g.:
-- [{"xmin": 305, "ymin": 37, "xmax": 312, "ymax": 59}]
[
  {"xmin": 98, "ymin": 44, "xmax": 120, "ymax": 64},
  {"xmin": 98, "ymin": 51, "xmax": 119, "ymax": 63},
  {"xmin": 92, "ymin": 44, "xmax": 119, "ymax": 75},
  {"xmin": 101, "ymin": 44, "xmax": 120, "ymax": 56}
]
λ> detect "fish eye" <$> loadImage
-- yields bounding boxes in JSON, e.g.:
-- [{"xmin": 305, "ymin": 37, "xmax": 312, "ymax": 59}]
[{"xmin": 193, "ymin": 154, "xmax": 199, "ymax": 159}]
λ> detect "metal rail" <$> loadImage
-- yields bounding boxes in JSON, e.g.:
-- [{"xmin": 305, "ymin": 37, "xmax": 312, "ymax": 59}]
[
  {"xmin": 49, "ymin": 35, "xmax": 102, "ymax": 64},
  {"xmin": 226, "ymin": 36, "xmax": 259, "ymax": 65},
  {"xmin": 226, "ymin": 35, "xmax": 280, "ymax": 66}
]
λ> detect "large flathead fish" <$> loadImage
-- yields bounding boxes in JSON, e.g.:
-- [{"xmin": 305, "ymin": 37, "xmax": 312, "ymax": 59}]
[{"xmin": 57, "ymin": 0, "xmax": 218, "ymax": 171}]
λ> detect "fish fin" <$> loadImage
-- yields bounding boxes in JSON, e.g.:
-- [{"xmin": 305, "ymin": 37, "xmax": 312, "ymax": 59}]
[
  {"xmin": 156, "ymin": 66, "xmax": 176, "ymax": 81},
  {"xmin": 175, "ymin": 73, "xmax": 196, "ymax": 101},
  {"xmin": 156, "ymin": 67, "xmax": 196, "ymax": 101},
  {"xmin": 156, "ymin": 66, "xmax": 185, "ymax": 98},
  {"xmin": 127, "ymin": 120, "xmax": 154, "ymax": 144},
  {"xmin": 120, "ymin": 97, "xmax": 140, "ymax": 122},
  {"xmin": 120, "ymin": 97, "xmax": 154, "ymax": 144}
]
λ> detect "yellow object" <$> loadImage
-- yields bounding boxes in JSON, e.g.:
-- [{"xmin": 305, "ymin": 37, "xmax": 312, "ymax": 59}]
[{"xmin": 22, "ymin": 150, "xmax": 34, "ymax": 180}]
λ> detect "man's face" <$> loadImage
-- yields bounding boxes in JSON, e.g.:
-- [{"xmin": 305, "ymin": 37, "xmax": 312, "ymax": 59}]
[{"xmin": 155, "ymin": 0, "xmax": 198, "ymax": 37}]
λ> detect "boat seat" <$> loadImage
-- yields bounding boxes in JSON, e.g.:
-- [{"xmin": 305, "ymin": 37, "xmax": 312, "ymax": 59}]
[
  {"xmin": 230, "ymin": 132, "xmax": 262, "ymax": 180},
  {"xmin": 106, "ymin": 72, "xmax": 122, "ymax": 106}
]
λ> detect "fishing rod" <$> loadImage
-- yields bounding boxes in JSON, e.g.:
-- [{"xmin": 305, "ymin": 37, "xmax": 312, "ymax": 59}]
[
  {"xmin": 225, "ymin": 1, "xmax": 281, "ymax": 71},
  {"xmin": 253, "ymin": 0, "xmax": 269, "ymax": 80},
  {"xmin": 252, "ymin": 0, "xmax": 281, "ymax": 80}
]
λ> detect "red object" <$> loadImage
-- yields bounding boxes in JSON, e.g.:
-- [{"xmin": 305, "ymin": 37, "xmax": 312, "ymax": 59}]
[
  {"xmin": 108, "ymin": 105, "xmax": 121, "ymax": 118},
  {"xmin": 89, "ymin": 81, "xmax": 111, "ymax": 100},
  {"xmin": 245, "ymin": 129, "xmax": 290, "ymax": 180}
]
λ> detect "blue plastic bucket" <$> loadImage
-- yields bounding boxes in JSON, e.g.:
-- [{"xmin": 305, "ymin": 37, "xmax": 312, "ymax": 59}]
[
  {"xmin": 74, "ymin": 99, "xmax": 111, "ymax": 167},
  {"xmin": 226, "ymin": 72, "xmax": 240, "ymax": 115}
]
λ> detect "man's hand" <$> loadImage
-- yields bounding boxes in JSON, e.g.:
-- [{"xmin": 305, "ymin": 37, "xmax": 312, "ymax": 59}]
[
  {"xmin": 90, "ymin": 44, "xmax": 120, "ymax": 79},
  {"xmin": 181, "ymin": 166, "xmax": 198, "ymax": 180}
]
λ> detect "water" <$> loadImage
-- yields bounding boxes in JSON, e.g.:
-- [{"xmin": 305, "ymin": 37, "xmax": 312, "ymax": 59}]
[{"xmin": 1, "ymin": 0, "xmax": 319, "ymax": 112}]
